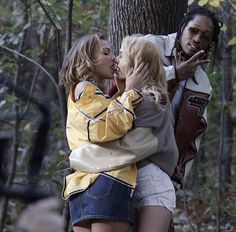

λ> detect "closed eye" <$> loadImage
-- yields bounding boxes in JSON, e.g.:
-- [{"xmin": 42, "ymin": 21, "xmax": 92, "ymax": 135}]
[{"xmin": 103, "ymin": 48, "xmax": 112, "ymax": 55}]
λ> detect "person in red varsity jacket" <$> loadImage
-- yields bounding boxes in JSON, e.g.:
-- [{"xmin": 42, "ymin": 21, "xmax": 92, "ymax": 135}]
[{"xmin": 109, "ymin": 7, "xmax": 222, "ymax": 190}]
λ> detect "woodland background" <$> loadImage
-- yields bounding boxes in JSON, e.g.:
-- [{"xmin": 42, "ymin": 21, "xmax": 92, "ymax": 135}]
[{"xmin": 0, "ymin": 0, "xmax": 235, "ymax": 231}]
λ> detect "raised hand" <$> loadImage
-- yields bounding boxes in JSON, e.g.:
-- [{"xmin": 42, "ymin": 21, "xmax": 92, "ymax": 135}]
[
  {"xmin": 175, "ymin": 50, "xmax": 210, "ymax": 81},
  {"xmin": 125, "ymin": 63, "xmax": 149, "ymax": 90}
]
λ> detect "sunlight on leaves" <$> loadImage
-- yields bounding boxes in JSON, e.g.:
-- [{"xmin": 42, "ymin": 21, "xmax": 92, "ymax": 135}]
[
  {"xmin": 209, "ymin": 0, "xmax": 221, "ymax": 7},
  {"xmin": 228, "ymin": 37, "xmax": 236, "ymax": 46},
  {"xmin": 221, "ymin": 24, "xmax": 227, "ymax": 32},
  {"xmin": 230, "ymin": 2, "xmax": 236, "ymax": 10},
  {"xmin": 198, "ymin": 0, "xmax": 209, "ymax": 6}
]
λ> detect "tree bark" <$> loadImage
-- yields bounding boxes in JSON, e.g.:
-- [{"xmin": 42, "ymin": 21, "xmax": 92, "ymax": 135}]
[
  {"xmin": 107, "ymin": 2, "xmax": 188, "ymax": 231},
  {"xmin": 108, "ymin": 0, "xmax": 188, "ymax": 54},
  {"xmin": 219, "ymin": 3, "xmax": 232, "ymax": 195},
  {"xmin": 217, "ymin": 2, "xmax": 233, "ymax": 231}
]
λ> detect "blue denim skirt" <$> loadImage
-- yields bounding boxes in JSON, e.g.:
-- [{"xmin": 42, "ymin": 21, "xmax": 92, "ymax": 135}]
[{"xmin": 69, "ymin": 175, "xmax": 135, "ymax": 226}]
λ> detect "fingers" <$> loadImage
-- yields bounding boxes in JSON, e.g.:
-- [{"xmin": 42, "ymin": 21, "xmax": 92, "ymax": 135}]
[
  {"xmin": 140, "ymin": 64, "xmax": 150, "ymax": 83},
  {"xmin": 133, "ymin": 63, "xmax": 149, "ymax": 84},
  {"xmin": 131, "ymin": 62, "xmax": 147, "ymax": 74},
  {"xmin": 114, "ymin": 74, "xmax": 118, "ymax": 84},
  {"xmin": 139, "ymin": 63, "xmax": 149, "ymax": 77},
  {"xmin": 185, "ymin": 50, "xmax": 210, "ymax": 70},
  {"xmin": 135, "ymin": 62, "xmax": 146, "ymax": 72},
  {"xmin": 127, "ymin": 67, "xmax": 134, "ymax": 76},
  {"xmin": 125, "ymin": 62, "xmax": 149, "ymax": 90},
  {"xmin": 187, "ymin": 50, "xmax": 205, "ymax": 63},
  {"xmin": 195, "ymin": 59, "xmax": 210, "ymax": 66}
]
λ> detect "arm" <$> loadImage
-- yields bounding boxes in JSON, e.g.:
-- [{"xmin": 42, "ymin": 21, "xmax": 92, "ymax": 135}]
[{"xmin": 69, "ymin": 127, "xmax": 158, "ymax": 173}]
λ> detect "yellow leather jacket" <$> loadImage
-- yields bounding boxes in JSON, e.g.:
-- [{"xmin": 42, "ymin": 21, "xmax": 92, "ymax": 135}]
[{"xmin": 63, "ymin": 81, "xmax": 143, "ymax": 199}]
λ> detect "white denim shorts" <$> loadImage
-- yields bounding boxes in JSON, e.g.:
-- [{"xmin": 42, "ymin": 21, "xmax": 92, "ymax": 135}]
[{"xmin": 134, "ymin": 163, "xmax": 176, "ymax": 214}]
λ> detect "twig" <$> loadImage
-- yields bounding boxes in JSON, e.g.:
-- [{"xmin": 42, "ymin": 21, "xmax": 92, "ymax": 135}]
[{"xmin": 0, "ymin": 44, "xmax": 66, "ymax": 127}]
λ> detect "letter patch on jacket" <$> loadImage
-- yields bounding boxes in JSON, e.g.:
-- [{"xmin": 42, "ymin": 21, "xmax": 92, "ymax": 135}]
[{"xmin": 187, "ymin": 96, "xmax": 209, "ymax": 116}]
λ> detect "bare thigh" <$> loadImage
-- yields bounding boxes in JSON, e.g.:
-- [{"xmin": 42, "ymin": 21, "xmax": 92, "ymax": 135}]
[
  {"xmin": 137, "ymin": 206, "xmax": 172, "ymax": 232},
  {"xmin": 73, "ymin": 220, "xmax": 91, "ymax": 232},
  {"xmin": 74, "ymin": 220, "xmax": 131, "ymax": 232},
  {"xmin": 92, "ymin": 220, "xmax": 131, "ymax": 232}
]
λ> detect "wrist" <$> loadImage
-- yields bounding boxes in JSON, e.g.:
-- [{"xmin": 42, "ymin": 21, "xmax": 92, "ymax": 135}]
[{"xmin": 174, "ymin": 65, "xmax": 180, "ymax": 82}]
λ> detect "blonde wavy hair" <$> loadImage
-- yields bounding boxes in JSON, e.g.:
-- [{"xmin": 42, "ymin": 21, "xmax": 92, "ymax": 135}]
[
  {"xmin": 59, "ymin": 34, "xmax": 105, "ymax": 87},
  {"xmin": 121, "ymin": 35, "xmax": 169, "ymax": 105}
]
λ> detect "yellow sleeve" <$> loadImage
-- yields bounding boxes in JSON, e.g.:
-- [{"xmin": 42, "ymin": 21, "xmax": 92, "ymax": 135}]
[{"xmin": 66, "ymin": 83, "xmax": 143, "ymax": 149}]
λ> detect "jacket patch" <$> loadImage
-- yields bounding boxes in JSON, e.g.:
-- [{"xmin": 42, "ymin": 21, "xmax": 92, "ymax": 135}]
[{"xmin": 187, "ymin": 96, "xmax": 209, "ymax": 115}]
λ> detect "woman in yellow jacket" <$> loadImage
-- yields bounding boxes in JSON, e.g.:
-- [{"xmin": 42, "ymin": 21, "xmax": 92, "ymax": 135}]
[{"xmin": 59, "ymin": 34, "xmax": 148, "ymax": 232}]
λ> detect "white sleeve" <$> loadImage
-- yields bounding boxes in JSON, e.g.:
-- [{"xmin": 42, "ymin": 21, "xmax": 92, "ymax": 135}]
[{"xmin": 164, "ymin": 65, "xmax": 176, "ymax": 82}]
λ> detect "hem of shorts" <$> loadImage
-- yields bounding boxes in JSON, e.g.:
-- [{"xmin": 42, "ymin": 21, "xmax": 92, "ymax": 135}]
[
  {"xmin": 72, "ymin": 215, "xmax": 134, "ymax": 226},
  {"xmin": 138, "ymin": 203, "xmax": 175, "ymax": 214}
]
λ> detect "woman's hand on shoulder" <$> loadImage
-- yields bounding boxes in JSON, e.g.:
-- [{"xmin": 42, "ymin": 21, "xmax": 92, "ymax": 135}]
[{"xmin": 125, "ymin": 63, "xmax": 149, "ymax": 90}]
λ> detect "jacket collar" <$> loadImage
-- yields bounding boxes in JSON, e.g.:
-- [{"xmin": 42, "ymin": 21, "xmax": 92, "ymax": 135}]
[{"xmin": 165, "ymin": 33, "xmax": 177, "ymax": 57}]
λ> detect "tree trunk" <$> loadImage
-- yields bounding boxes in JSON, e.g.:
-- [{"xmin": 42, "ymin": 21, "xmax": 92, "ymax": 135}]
[
  {"xmin": 108, "ymin": 0, "xmax": 188, "ymax": 54},
  {"xmin": 107, "ymin": 2, "xmax": 188, "ymax": 231},
  {"xmin": 219, "ymin": 3, "xmax": 232, "ymax": 195},
  {"xmin": 217, "ymin": 2, "xmax": 233, "ymax": 231}
]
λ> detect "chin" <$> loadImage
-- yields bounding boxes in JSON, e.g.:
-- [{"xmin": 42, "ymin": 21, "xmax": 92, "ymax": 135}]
[{"xmin": 184, "ymin": 50, "xmax": 194, "ymax": 58}]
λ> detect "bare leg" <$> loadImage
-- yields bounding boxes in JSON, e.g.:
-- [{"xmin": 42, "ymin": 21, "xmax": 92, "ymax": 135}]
[
  {"xmin": 137, "ymin": 206, "xmax": 172, "ymax": 232},
  {"xmin": 92, "ymin": 220, "xmax": 131, "ymax": 232},
  {"xmin": 73, "ymin": 220, "xmax": 91, "ymax": 232}
]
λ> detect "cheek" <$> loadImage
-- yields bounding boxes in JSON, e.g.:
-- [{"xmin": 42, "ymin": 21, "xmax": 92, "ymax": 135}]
[
  {"xmin": 99, "ymin": 58, "xmax": 108, "ymax": 65},
  {"xmin": 201, "ymin": 41, "xmax": 210, "ymax": 50},
  {"xmin": 180, "ymin": 32, "xmax": 189, "ymax": 42},
  {"xmin": 180, "ymin": 34, "xmax": 189, "ymax": 49},
  {"xmin": 120, "ymin": 58, "xmax": 128, "ymax": 70},
  {"xmin": 119, "ymin": 63, "xmax": 127, "ymax": 75}
]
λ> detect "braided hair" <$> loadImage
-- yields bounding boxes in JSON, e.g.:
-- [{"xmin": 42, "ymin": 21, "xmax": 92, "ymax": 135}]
[{"xmin": 175, "ymin": 7, "xmax": 223, "ymax": 60}]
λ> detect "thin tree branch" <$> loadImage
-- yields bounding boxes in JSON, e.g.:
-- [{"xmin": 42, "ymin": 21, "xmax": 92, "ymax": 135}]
[
  {"xmin": 35, "ymin": 0, "xmax": 67, "ymax": 127},
  {"xmin": 0, "ymin": 44, "xmax": 66, "ymax": 127},
  {"xmin": 65, "ymin": 0, "xmax": 73, "ymax": 56},
  {"xmin": 0, "ymin": 45, "xmax": 58, "ymax": 91},
  {"xmin": 36, "ymin": 0, "xmax": 62, "ymax": 67}
]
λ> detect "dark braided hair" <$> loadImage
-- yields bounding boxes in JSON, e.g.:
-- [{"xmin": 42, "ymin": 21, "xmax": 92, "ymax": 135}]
[{"xmin": 175, "ymin": 7, "xmax": 223, "ymax": 60}]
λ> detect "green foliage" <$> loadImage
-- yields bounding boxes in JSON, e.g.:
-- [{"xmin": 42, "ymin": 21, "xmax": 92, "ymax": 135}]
[
  {"xmin": 0, "ymin": 0, "xmax": 109, "ymax": 230},
  {"xmin": 71, "ymin": 0, "xmax": 109, "ymax": 37},
  {"xmin": 228, "ymin": 36, "xmax": 236, "ymax": 46},
  {"xmin": 0, "ymin": 0, "xmax": 235, "ymax": 231},
  {"xmin": 198, "ymin": 0, "xmax": 224, "ymax": 7}
]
